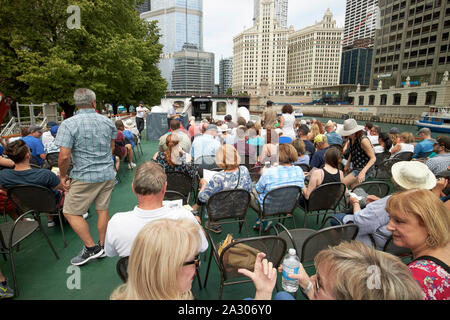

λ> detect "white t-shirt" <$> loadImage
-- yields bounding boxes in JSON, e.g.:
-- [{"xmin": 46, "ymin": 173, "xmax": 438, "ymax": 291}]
[
  {"xmin": 42, "ymin": 131, "xmax": 54, "ymax": 146},
  {"xmin": 136, "ymin": 106, "xmax": 148, "ymax": 118},
  {"xmin": 105, "ymin": 206, "xmax": 208, "ymax": 257}
]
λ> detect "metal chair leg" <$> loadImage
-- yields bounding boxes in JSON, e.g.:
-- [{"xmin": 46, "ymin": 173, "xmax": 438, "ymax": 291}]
[
  {"xmin": 58, "ymin": 211, "xmax": 67, "ymax": 248},
  {"xmin": 9, "ymin": 249, "xmax": 18, "ymax": 297},
  {"xmin": 38, "ymin": 223, "xmax": 59, "ymax": 259},
  {"xmin": 203, "ymin": 250, "xmax": 214, "ymax": 288}
]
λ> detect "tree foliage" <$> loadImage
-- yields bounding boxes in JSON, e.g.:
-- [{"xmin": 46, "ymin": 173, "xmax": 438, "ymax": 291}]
[{"xmin": 0, "ymin": 0, "xmax": 167, "ymax": 113}]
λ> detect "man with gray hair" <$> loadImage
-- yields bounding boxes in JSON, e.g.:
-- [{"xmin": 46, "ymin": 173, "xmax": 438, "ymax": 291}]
[
  {"xmin": 55, "ymin": 88, "xmax": 117, "ymax": 266},
  {"xmin": 104, "ymin": 161, "xmax": 208, "ymax": 257}
]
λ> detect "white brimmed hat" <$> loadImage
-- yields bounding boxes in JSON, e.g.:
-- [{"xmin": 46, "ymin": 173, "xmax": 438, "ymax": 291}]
[
  {"xmin": 391, "ymin": 161, "xmax": 436, "ymax": 190},
  {"xmin": 218, "ymin": 124, "xmax": 229, "ymax": 133},
  {"xmin": 124, "ymin": 119, "xmax": 135, "ymax": 129},
  {"xmin": 337, "ymin": 119, "xmax": 365, "ymax": 137}
]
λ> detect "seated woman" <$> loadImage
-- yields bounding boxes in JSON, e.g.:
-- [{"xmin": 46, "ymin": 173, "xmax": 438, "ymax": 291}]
[
  {"xmin": 194, "ymin": 144, "xmax": 252, "ymax": 234},
  {"xmin": 259, "ymin": 129, "xmax": 279, "ymax": 167},
  {"xmin": 390, "ymin": 132, "xmax": 415, "ymax": 158},
  {"xmin": 115, "ymin": 120, "xmax": 136, "ymax": 170},
  {"xmin": 292, "ymin": 139, "xmax": 310, "ymax": 166},
  {"xmin": 250, "ymin": 144, "xmax": 305, "ymax": 232},
  {"xmin": 152, "ymin": 133, "xmax": 198, "ymax": 179},
  {"xmin": 0, "ymin": 140, "xmax": 66, "ymax": 226},
  {"xmin": 110, "ymin": 219, "xmax": 202, "ymax": 300},
  {"xmin": 386, "ymin": 189, "xmax": 450, "ymax": 300},
  {"xmin": 282, "ymin": 241, "xmax": 424, "ymax": 300},
  {"xmin": 338, "ymin": 119, "xmax": 376, "ymax": 190},
  {"xmin": 373, "ymin": 132, "xmax": 392, "ymax": 157},
  {"xmin": 300, "ymin": 147, "xmax": 344, "ymax": 206}
]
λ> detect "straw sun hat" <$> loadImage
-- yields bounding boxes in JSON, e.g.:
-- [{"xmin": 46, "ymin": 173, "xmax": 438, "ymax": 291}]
[
  {"xmin": 391, "ymin": 161, "xmax": 436, "ymax": 191},
  {"xmin": 337, "ymin": 119, "xmax": 365, "ymax": 137}
]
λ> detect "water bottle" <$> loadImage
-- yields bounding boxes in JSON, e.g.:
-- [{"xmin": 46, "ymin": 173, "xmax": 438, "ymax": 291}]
[{"xmin": 281, "ymin": 248, "xmax": 300, "ymax": 293}]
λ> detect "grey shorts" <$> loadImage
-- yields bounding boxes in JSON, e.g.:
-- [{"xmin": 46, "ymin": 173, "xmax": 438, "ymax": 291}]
[{"xmin": 351, "ymin": 166, "xmax": 375, "ymax": 179}]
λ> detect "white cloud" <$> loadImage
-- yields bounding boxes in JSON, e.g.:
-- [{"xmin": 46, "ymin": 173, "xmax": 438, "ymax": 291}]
[{"xmin": 203, "ymin": 0, "xmax": 346, "ymax": 83}]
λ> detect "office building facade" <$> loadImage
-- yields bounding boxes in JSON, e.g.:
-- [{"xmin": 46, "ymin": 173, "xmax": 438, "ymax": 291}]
[
  {"xmin": 343, "ymin": 0, "xmax": 379, "ymax": 48},
  {"xmin": 287, "ymin": 9, "xmax": 344, "ymax": 88},
  {"xmin": 171, "ymin": 43, "xmax": 214, "ymax": 94},
  {"xmin": 140, "ymin": 0, "xmax": 203, "ymax": 91},
  {"xmin": 340, "ymin": 48, "xmax": 373, "ymax": 85},
  {"xmin": 233, "ymin": 0, "xmax": 291, "ymax": 96},
  {"xmin": 219, "ymin": 58, "xmax": 233, "ymax": 94},
  {"xmin": 371, "ymin": 0, "xmax": 450, "ymax": 89}
]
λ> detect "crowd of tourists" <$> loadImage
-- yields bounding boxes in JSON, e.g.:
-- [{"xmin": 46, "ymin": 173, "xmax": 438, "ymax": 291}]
[{"xmin": 0, "ymin": 94, "xmax": 448, "ymax": 301}]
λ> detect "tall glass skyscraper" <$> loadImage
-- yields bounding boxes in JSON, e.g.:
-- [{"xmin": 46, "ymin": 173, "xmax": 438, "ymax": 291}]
[{"xmin": 140, "ymin": 0, "xmax": 203, "ymax": 90}]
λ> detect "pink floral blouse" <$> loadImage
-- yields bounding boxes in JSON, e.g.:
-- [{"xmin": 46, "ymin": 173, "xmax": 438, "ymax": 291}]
[{"xmin": 408, "ymin": 256, "xmax": 450, "ymax": 300}]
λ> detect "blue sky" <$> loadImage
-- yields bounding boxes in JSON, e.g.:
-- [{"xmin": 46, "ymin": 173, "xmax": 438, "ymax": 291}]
[{"xmin": 203, "ymin": 0, "xmax": 346, "ymax": 83}]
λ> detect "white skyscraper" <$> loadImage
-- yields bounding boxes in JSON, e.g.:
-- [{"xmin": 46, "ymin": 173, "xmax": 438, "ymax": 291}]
[
  {"xmin": 254, "ymin": 0, "xmax": 288, "ymax": 28},
  {"xmin": 343, "ymin": 0, "xmax": 378, "ymax": 48}
]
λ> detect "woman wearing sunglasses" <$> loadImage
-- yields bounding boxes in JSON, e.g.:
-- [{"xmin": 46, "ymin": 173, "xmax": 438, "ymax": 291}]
[
  {"xmin": 281, "ymin": 241, "xmax": 424, "ymax": 300},
  {"xmin": 110, "ymin": 219, "xmax": 202, "ymax": 300}
]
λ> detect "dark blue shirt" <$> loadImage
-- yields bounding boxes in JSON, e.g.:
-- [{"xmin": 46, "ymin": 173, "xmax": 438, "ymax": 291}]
[
  {"xmin": 22, "ymin": 136, "xmax": 45, "ymax": 166},
  {"xmin": 303, "ymin": 139, "xmax": 315, "ymax": 157},
  {"xmin": 0, "ymin": 168, "xmax": 60, "ymax": 198},
  {"xmin": 310, "ymin": 147, "xmax": 330, "ymax": 169}
]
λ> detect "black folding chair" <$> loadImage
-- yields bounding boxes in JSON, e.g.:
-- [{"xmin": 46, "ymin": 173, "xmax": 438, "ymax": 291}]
[
  {"xmin": 116, "ymin": 256, "xmax": 129, "ymax": 283},
  {"xmin": 255, "ymin": 185, "xmax": 302, "ymax": 235},
  {"xmin": 195, "ymin": 155, "xmax": 217, "ymax": 178},
  {"xmin": 373, "ymin": 158, "xmax": 402, "ymax": 180},
  {"xmin": 205, "ymin": 189, "xmax": 252, "ymax": 236},
  {"xmin": 7, "ymin": 185, "xmax": 67, "ymax": 248},
  {"xmin": 295, "ymin": 163, "xmax": 311, "ymax": 173},
  {"xmin": 352, "ymin": 181, "xmax": 391, "ymax": 199},
  {"xmin": 300, "ymin": 182, "xmax": 346, "ymax": 227},
  {"xmin": 166, "ymin": 172, "xmax": 194, "ymax": 204},
  {"xmin": 164, "ymin": 190, "xmax": 188, "ymax": 206},
  {"xmin": 383, "ymin": 236, "xmax": 413, "ymax": 259},
  {"xmin": 0, "ymin": 192, "xmax": 60, "ymax": 296},
  {"xmin": 273, "ymin": 220, "xmax": 359, "ymax": 268},
  {"xmin": 392, "ymin": 152, "xmax": 413, "ymax": 161},
  {"xmin": 203, "ymin": 234, "xmax": 286, "ymax": 299}
]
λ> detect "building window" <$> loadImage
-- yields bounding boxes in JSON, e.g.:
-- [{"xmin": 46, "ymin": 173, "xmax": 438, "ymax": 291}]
[
  {"xmin": 359, "ymin": 96, "xmax": 364, "ymax": 105},
  {"xmin": 380, "ymin": 94, "xmax": 387, "ymax": 105},
  {"xmin": 425, "ymin": 91, "xmax": 437, "ymax": 105},
  {"xmin": 393, "ymin": 94, "xmax": 401, "ymax": 105},
  {"xmin": 408, "ymin": 93, "xmax": 418, "ymax": 106}
]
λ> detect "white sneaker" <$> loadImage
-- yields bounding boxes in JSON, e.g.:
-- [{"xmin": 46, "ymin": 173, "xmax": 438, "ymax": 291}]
[
  {"xmin": 128, "ymin": 162, "xmax": 136, "ymax": 169},
  {"xmin": 48, "ymin": 221, "xmax": 56, "ymax": 228},
  {"xmin": 82, "ymin": 212, "xmax": 89, "ymax": 219}
]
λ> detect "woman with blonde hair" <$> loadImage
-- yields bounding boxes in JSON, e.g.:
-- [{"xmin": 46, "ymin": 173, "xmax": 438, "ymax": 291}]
[
  {"xmin": 152, "ymin": 133, "xmax": 198, "ymax": 179},
  {"xmin": 386, "ymin": 189, "xmax": 450, "ymax": 300},
  {"xmin": 281, "ymin": 241, "xmax": 424, "ymax": 300},
  {"xmin": 307, "ymin": 123, "xmax": 321, "ymax": 142},
  {"xmin": 110, "ymin": 218, "xmax": 202, "ymax": 300}
]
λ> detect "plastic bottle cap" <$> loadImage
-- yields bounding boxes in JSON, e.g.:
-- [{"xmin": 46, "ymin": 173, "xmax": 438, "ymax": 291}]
[{"xmin": 289, "ymin": 248, "xmax": 296, "ymax": 256}]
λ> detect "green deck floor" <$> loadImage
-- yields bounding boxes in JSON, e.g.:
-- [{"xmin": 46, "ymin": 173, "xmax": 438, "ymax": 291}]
[{"xmin": 2, "ymin": 138, "xmax": 329, "ymax": 300}]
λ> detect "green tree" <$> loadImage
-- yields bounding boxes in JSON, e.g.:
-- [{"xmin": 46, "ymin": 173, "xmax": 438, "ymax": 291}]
[
  {"xmin": 225, "ymin": 87, "xmax": 233, "ymax": 95},
  {"xmin": 0, "ymin": 0, "xmax": 166, "ymax": 117}
]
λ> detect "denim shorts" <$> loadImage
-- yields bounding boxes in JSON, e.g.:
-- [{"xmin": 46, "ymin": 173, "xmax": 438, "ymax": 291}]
[{"xmin": 351, "ymin": 166, "xmax": 374, "ymax": 179}]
